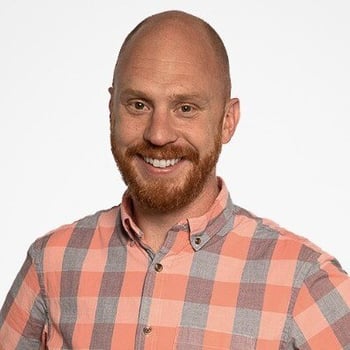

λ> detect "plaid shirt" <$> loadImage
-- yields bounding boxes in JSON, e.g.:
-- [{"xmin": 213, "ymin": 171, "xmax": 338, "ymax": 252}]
[{"xmin": 1, "ymin": 179, "xmax": 349, "ymax": 349}]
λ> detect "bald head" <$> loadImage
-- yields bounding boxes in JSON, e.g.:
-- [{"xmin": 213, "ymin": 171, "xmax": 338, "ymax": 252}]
[{"xmin": 112, "ymin": 10, "xmax": 231, "ymax": 99}]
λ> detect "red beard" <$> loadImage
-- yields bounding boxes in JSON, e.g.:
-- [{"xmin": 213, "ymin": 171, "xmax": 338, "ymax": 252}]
[{"xmin": 111, "ymin": 134, "xmax": 222, "ymax": 213}]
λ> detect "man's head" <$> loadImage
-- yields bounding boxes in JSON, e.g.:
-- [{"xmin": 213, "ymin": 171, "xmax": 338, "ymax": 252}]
[
  {"xmin": 113, "ymin": 11, "xmax": 232, "ymax": 100},
  {"xmin": 109, "ymin": 10, "xmax": 240, "ymax": 213}
]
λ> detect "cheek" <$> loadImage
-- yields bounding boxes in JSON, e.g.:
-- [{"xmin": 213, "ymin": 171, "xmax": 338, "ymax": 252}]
[
  {"xmin": 112, "ymin": 115, "xmax": 145, "ymax": 146},
  {"xmin": 200, "ymin": 122, "xmax": 222, "ymax": 146},
  {"xmin": 182, "ymin": 128, "xmax": 214, "ymax": 155}
]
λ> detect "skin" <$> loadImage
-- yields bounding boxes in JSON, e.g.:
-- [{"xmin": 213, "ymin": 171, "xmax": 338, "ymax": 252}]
[{"xmin": 109, "ymin": 12, "xmax": 240, "ymax": 251}]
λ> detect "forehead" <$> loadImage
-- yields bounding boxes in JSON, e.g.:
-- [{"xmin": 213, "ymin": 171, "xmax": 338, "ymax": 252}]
[
  {"xmin": 116, "ymin": 60, "xmax": 212, "ymax": 104},
  {"xmin": 115, "ymin": 25, "xmax": 222, "ymax": 95}
]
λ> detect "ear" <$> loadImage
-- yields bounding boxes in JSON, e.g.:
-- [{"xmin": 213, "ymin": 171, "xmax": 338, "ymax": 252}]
[
  {"xmin": 108, "ymin": 87, "xmax": 114, "ymax": 113},
  {"xmin": 221, "ymin": 98, "xmax": 240, "ymax": 144},
  {"xmin": 108, "ymin": 87, "xmax": 116, "ymax": 128}
]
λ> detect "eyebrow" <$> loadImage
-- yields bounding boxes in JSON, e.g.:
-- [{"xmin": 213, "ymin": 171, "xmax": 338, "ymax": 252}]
[
  {"xmin": 119, "ymin": 88, "xmax": 149, "ymax": 100},
  {"xmin": 119, "ymin": 88, "xmax": 209, "ymax": 105},
  {"xmin": 168, "ymin": 93, "xmax": 208, "ymax": 104}
]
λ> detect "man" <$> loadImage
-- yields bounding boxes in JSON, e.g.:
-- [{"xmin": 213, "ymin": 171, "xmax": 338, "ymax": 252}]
[{"xmin": 0, "ymin": 10, "xmax": 349, "ymax": 350}]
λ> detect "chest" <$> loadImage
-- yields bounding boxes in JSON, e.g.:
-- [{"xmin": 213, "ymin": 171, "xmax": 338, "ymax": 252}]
[{"xmin": 44, "ymin": 245, "xmax": 293, "ymax": 349}]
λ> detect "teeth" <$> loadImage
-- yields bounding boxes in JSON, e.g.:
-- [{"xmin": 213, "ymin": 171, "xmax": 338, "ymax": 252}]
[{"xmin": 144, "ymin": 157, "xmax": 180, "ymax": 168}]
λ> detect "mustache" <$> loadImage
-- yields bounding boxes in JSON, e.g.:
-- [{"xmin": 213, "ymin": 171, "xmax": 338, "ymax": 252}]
[{"xmin": 125, "ymin": 142, "xmax": 199, "ymax": 162}]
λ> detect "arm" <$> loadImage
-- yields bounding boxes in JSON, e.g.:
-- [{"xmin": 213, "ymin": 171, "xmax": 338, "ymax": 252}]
[
  {"xmin": 0, "ymin": 246, "xmax": 48, "ymax": 349},
  {"xmin": 292, "ymin": 258, "xmax": 350, "ymax": 349}
]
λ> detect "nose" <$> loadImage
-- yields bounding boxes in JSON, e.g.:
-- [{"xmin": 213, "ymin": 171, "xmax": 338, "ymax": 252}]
[{"xmin": 143, "ymin": 107, "xmax": 178, "ymax": 146}]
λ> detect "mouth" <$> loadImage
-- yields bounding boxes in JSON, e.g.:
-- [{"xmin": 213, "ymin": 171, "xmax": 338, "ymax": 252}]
[{"xmin": 143, "ymin": 156, "xmax": 181, "ymax": 168}]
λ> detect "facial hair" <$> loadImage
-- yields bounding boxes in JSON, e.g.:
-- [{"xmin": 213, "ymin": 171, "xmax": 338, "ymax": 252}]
[{"xmin": 111, "ymin": 132, "xmax": 222, "ymax": 213}]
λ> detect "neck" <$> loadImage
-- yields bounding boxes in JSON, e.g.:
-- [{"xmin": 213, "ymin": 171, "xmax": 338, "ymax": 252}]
[{"xmin": 132, "ymin": 176, "xmax": 220, "ymax": 252}]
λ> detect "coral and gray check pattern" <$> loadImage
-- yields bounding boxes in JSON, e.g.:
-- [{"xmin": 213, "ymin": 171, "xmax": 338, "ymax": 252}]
[{"xmin": 1, "ymin": 180, "xmax": 349, "ymax": 349}]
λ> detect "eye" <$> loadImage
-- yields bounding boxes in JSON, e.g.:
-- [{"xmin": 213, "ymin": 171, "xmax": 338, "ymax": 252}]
[
  {"xmin": 180, "ymin": 105, "xmax": 192, "ymax": 113},
  {"xmin": 177, "ymin": 104, "xmax": 198, "ymax": 118},
  {"xmin": 126, "ymin": 100, "xmax": 150, "ymax": 114},
  {"xmin": 133, "ymin": 101, "xmax": 146, "ymax": 110}
]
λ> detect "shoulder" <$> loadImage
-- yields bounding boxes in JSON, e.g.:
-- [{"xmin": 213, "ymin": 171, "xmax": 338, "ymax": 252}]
[
  {"xmin": 29, "ymin": 205, "xmax": 121, "ymax": 258},
  {"xmin": 232, "ymin": 205, "xmax": 336, "ymax": 268},
  {"xmin": 231, "ymin": 206, "xmax": 349, "ymax": 298},
  {"xmin": 261, "ymin": 217, "xmax": 335, "ymax": 267}
]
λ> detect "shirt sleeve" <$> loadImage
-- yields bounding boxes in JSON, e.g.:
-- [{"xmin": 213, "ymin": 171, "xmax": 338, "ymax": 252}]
[
  {"xmin": 292, "ymin": 257, "xmax": 350, "ymax": 349},
  {"xmin": 0, "ymin": 245, "xmax": 48, "ymax": 350}
]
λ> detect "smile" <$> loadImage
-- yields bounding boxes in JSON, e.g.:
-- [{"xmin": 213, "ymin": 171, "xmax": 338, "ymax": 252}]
[{"xmin": 143, "ymin": 157, "xmax": 181, "ymax": 168}]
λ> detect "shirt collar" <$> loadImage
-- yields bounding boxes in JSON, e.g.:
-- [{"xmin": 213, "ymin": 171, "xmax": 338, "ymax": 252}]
[
  {"xmin": 120, "ymin": 177, "xmax": 233, "ymax": 250},
  {"xmin": 120, "ymin": 193, "xmax": 143, "ymax": 241}
]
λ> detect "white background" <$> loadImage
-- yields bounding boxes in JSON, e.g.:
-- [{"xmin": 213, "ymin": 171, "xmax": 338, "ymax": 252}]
[{"xmin": 1, "ymin": 0, "xmax": 349, "ymax": 306}]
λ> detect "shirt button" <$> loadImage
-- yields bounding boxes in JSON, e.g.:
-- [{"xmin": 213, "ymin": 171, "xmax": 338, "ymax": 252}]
[
  {"xmin": 143, "ymin": 326, "xmax": 152, "ymax": 335},
  {"xmin": 194, "ymin": 237, "xmax": 201, "ymax": 245},
  {"xmin": 154, "ymin": 263, "xmax": 163, "ymax": 272}
]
